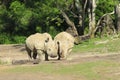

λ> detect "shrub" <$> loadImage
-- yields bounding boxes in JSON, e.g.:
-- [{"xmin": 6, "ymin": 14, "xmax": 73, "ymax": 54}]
[{"xmin": 0, "ymin": 33, "xmax": 26, "ymax": 44}]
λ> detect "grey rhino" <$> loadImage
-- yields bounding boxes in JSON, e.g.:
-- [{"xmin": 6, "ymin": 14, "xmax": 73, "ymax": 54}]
[
  {"xmin": 25, "ymin": 33, "xmax": 58, "ymax": 63},
  {"xmin": 54, "ymin": 32, "xmax": 75, "ymax": 60}
]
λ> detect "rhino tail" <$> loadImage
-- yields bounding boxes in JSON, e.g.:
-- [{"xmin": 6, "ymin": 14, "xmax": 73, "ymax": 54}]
[{"xmin": 57, "ymin": 41, "xmax": 61, "ymax": 60}]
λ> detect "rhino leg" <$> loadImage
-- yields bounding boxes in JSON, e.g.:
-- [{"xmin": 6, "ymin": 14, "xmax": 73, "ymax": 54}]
[
  {"xmin": 60, "ymin": 49, "xmax": 67, "ymax": 59},
  {"xmin": 45, "ymin": 52, "xmax": 49, "ymax": 61},
  {"xmin": 25, "ymin": 44, "xmax": 32, "ymax": 60},
  {"xmin": 33, "ymin": 59, "xmax": 39, "ymax": 64},
  {"xmin": 33, "ymin": 48, "xmax": 37, "ymax": 59},
  {"xmin": 37, "ymin": 50, "xmax": 44, "ymax": 61},
  {"xmin": 57, "ymin": 50, "xmax": 68, "ymax": 60}
]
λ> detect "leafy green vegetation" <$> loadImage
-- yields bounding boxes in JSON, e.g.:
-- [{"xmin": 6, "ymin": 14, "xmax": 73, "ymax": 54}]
[
  {"xmin": 0, "ymin": 0, "xmax": 120, "ymax": 44},
  {"xmin": 0, "ymin": 33, "xmax": 26, "ymax": 44}
]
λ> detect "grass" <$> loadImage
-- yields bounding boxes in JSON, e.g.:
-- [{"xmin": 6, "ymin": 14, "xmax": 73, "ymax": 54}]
[
  {"xmin": 2, "ymin": 60, "xmax": 120, "ymax": 80},
  {"xmin": 73, "ymin": 36, "xmax": 120, "ymax": 53}
]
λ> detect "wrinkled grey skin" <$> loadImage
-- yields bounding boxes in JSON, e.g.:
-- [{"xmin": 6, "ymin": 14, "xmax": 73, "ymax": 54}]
[
  {"xmin": 54, "ymin": 32, "xmax": 75, "ymax": 60},
  {"xmin": 25, "ymin": 33, "xmax": 58, "ymax": 63}
]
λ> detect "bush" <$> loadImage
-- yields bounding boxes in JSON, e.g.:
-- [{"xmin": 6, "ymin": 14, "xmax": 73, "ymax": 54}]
[
  {"xmin": 13, "ymin": 36, "xmax": 26, "ymax": 44},
  {"xmin": 0, "ymin": 33, "xmax": 11, "ymax": 44},
  {"xmin": 0, "ymin": 33, "xmax": 26, "ymax": 44}
]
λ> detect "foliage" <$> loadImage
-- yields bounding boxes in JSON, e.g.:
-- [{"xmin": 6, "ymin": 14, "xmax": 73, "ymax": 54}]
[
  {"xmin": 95, "ymin": 0, "xmax": 116, "ymax": 21},
  {"xmin": 10, "ymin": 1, "xmax": 32, "ymax": 32},
  {"xmin": 0, "ymin": 0, "xmax": 120, "ymax": 43},
  {"xmin": 0, "ymin": 33, "xmax": 26, "ymax": 44}
]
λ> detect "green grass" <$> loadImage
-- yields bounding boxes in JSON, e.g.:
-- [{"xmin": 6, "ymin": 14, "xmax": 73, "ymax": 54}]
[
  {"xmin": 73, "ymin": 36, "xmax": 120, "ymax": 53},
  {"xmin": 3, "ymin": 60, "xmax": 120, "ymax": 80}
]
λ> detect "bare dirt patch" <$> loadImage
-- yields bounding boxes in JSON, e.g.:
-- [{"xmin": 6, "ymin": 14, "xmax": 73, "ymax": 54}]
[{"xmin": 1, "ymin": 44, "xmax": 120, "ymax": 64}]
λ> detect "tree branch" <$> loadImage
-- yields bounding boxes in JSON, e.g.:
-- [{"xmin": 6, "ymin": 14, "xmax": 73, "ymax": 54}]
[
  {"xmin": 84, "ymin": 0, "xmax": 88, "ymax": 11},
  {"xmin": 70, "ymin": 11, "xmax": 78, "ymax": 18},
  {"xmin": 94, "ymin": 11, "xmax": 115, "ymax": 33},
  {"xmin": 60, "ymin": 10, "xmax": 78, "ymax": 36}
]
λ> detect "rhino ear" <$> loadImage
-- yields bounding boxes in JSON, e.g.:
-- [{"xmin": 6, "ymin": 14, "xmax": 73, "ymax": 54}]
[
  {"xmin": 44, "ymin": 38, "xmax": 49, "ymax": 48},
  {"xmin": 45, "ymin": 38, "xmax": 49, "ymax": 43}
]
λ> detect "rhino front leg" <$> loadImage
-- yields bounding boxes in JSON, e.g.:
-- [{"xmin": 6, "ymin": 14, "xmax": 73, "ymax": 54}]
[
  {"xmin": 61, "ymin": 49, "xmax": 68, "ymax": 59},
  {"xmin": 45, "ymin": 52, "xmax": 49, "ymax": 61},
  {"xmin": 33, "ymin": 50, "xmax": 44, "ymax": 64},
  {"xmin": 37, "ymin": 50, "xmax": 45, "ymax": 61}
]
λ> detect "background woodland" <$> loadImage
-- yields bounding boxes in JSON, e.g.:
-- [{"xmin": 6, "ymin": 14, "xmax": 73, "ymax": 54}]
[{"xmin": 0, "ymin": 0, "xmax": 120, "ymax": 44}]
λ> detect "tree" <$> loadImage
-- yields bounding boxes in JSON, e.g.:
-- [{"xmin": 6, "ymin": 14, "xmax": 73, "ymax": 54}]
[
  {"xmin": 94, "ymin": 0, "xmax": 118, "ymax": 37},
  {"xmin": 0, "ymin": 0, "xmax": 120, "ymax": 44},
  {"xmin": 115, "ymin": 3, "xmax": 120, "ymax": 33},
  {"xmin": 88, "ymin": 0, "xmax": 96, "ymax": 38}
]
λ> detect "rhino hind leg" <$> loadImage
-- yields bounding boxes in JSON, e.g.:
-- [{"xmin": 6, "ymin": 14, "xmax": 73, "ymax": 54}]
[
  {"xmin": 33, "ymin": 48, "xmax": 37, "ymax": 59},
  {"xmin": 25, "ymin": 44, "xmax": 32, "ymax": 59}
]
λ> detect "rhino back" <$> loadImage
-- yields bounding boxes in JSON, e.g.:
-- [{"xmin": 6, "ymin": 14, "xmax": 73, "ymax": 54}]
[
  {"xmin": 54, "ymin": 32, "xmax": 75, "ymax": 43},
  {"xmin": 25, "ymin": 33, "xmax": 49, "ymax": 50}
]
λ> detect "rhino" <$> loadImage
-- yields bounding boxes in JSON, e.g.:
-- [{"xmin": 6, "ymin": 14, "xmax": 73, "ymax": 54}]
[
  {"xmin": 54, "ymin": 32, "xmax": 75, "ymax": 60},
  {"xmin": 25, "ymin": 33, "xmax": 58, "ymax": 63}
]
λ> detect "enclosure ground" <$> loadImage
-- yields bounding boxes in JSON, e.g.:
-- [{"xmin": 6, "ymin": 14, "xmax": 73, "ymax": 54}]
[{"xmin": 0, "ymin": 44, "xmax": 120, "ymax": 80}]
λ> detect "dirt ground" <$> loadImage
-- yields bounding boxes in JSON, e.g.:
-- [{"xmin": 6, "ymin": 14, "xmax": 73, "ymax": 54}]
[{"xmin": 0, "ymin": 44, "xmax": 120, "ymax": 80}]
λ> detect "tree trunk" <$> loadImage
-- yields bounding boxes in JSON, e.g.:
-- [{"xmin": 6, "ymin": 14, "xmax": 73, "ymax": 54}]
[
  {"xmin": 74, "ymin": 0, "xmax": 84, "ymax": 36},
  {"xmin": 115, "ymin": 4, "xmax": 120, "ymax": 33},
  {"xmin": 88, "ymin": 0, "xmax": 96, "ymax": 38}
]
